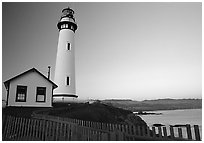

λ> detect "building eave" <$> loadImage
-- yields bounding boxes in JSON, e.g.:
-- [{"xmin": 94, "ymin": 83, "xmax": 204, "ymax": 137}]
[{"xmin": 4, "ymin": 68, "xmax": 58, "ymax": 89}]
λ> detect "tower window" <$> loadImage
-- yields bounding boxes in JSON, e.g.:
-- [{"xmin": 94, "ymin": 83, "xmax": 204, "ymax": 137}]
[
  {"xmin": 16, "ymin": 85, "xmax": 27, "ymax": 102},
  {"xmin": 66, "ymin": 76, "xmax": 70, "ymax": 86},
  {"xmin": 67, "ymin": 42, "xmax": 71, "ymax": 50},
  {"xmin": 36, "ymin": 87, "xmax": 46, "ymax": 102},
  {"xmin": 71, "ymin": 25, "xmax": 74, "ymax": 30}
]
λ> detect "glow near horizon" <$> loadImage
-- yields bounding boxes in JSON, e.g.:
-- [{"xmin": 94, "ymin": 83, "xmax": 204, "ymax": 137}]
[{"xmin": 2, "ymin": 3, "xmax": 201, "ymax": 101}]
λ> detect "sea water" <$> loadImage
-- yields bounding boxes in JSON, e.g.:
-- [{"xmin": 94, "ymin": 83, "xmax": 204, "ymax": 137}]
[{"xmin": 135, "ymin": 109, "xmax": 202, "ymax": 140}]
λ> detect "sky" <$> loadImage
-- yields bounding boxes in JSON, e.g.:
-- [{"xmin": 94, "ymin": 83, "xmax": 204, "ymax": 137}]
[{"xmin": 2, "ymin": 2, "xmax": 202, "ymax": 101}]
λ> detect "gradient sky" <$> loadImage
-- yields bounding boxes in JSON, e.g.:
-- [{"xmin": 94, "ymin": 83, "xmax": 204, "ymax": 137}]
[{"xmin": 2, "ymin": 2, "xmax": 202, "ymax": 101}]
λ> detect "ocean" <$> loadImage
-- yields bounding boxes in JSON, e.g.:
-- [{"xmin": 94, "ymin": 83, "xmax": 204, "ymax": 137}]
[{"xmin": 135, "ymin": 109, "xmax": 202, "ymax": 140}]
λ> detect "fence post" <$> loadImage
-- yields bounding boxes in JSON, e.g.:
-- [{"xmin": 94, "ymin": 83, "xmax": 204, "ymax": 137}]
[
  {"xmin": 146, "ymin": 126, "xmax": 150, "ymax": 137},
  {"xmin": 2, "ymin": 115, "xmax": 7, "ymax": 136},
  {"xmin": 92, "ymin": 121, "xmax": 95, "ymax": 129},
  {"xmin": 76, "ymin": 126, "xmax": 83, "ymax": 141},
  {"xmin": 9, "ymin": 116, "xmax": 15, "ymax": 139},
  {"xmin": 107, "ymin": 124, "xmax": 110, "ymax": 131},
  {"xmin": 104, "ymin": 123, "xmax": 107, "ymax": 130},
  {"xmin": 133, "ymin": 125, "xmax": 137, "ymax": 135},
  {"xmin": 113, "ymin": 124, "xmax": 117, "ymax": 131},
  {"xmin": 121, "ymin": 124, "xmax": 125, "ymax": 133},
  {"xmin": 101, "ymin": 123, "xmax": 103, "ymax": 130},
  {"xmin": 68, "ymin": 124, "xmax": 72, "ymax": 141},
  {"xmin": 142, "ymin": 126, "xmax": 146, "ymax": 136},
  {"xmin": 126, "ymin": 125, "xmax": 129, "ymax": 134},
  {"xmin": 101, "ymin": 133, "xmax": 108, "ymax": 141},
  {"xmin": 28, "ymin": 119, "xmax": 34, "ymax": 139},
  {"xmin": 51, "ymin": 121, "xmax": 55, "ymax": 140},
  {"xmin": 139, "ymin": 126, "xmax": 143, "ymax": 136},
  {"xmin": 136, "ymin": 125, "xmax": 140, "ymax": 136},
  {"xmin": 16, "ymin": 117, "xmax": 22, "ymax": 140},
  {"xmin": 45, "ymin": 120, "xmax": 50, "ymax": 141},
  {"xmin": 71, "ymin": 124, "xmax": 78, "ymax": 141},
  {"xmin": 58, "ymin": 122, "xmax": 63, "ymax": 140},
  {"xmin": 62, "ymin": 123, "xmax": 66, "ymax": 140},
  {"xmin": 97, "ymin": 131, "xmax": 100, "ymax": 140},
  {"xmin": 178, "ymin": 128, "xmax": 183, "ymax": 138},
  {"xmin": 162, "ymin": 126, "xmax": 167, "ymax": 138},
  {"xmin": 89, "ymin": 121, "xmax": 92, "ymax": 128},
  {"xmin": 33, "ymin": 119, "xmax": 38, "ymax": 139},
  {"xmin": 23, "ymin": 117, "xmax": 29, "ymax": 139},
  {"xmin": 38, "ymin": 119, "xmax": 42, "ymax": 140},
  {"xmin": 3, "ymin": 115, "xmax": 9, "ymax": 140},
  {"xmin": 110, "ymin": 123, "xmax": 113, "ymax": 131},
  {"xmin": 100, "ymin": 123, "xmax": 102, "ymax": 130},
  {"xmin": 129, "ymin": 125, "xmax": 133, "ymax": 135},
  {"xmin": 109, "ymin": 131, "xmax": 116, "ymax": 141},
  {"xmin": 8, "ymin": 116, "xmax": 13, "ymax": 139},
  {"xmin": 152, "ymin": 126, "xmax": 156, "ymax": 138},
  {"xmin": 62, "ymin": 123, "xmax": 67, "ymax": 140},
  {"xmin": 194, "ymin": 125, "xmax": 201, "ymax": 141},
  {"xmin": 91, "ymin": 131, "xmax": 97, "ymax": 141},
  {"xmin": 118, "ymin": 124, "xmax": 121, "ymax": 132},
  {"xmin": 117, "ymin": 130, "xmax": 124, "ymax": 141},
  {"xmin": 96, "ymin": 122, "xmax": 99, "ymax": 130},
  {"xmin": 26, "ymin": 119, "xmax": 31, "ymax": 140},
  {"xmin": 33, "ymin": 119, "xmax": 37, "ymax": 139},
  {"xmin": 115, "ymin": 124, "xmax": 118, "ymax": 131},
  {"xmin": 186, "ymin": 124, "xmax": 192, "ymax": 140},
  {"xmin": 55, "ymin": 121, "xmax": 59, "ymax": 141},
  {"xmin": 158, "ymin": 126, "xmax": 162, "ymax": 138},
  {"xmin": 23, "ymin": 118, "xmax": 29, "ymax": 139},
  {"xmin": 169, "ymin": 126, "xmax": 174, "ymax": 139}
]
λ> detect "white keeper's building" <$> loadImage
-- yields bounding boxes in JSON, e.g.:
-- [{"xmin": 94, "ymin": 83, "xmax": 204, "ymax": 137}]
[{"xmin": 4, "ymin": 68, "xmax": 58, "ymax": 107}]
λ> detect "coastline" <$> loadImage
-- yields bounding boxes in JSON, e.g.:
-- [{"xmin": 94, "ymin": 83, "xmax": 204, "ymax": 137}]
[
  {"xmin": 133, "ymin": 107, "xmax": 202, "ymax": 113},
  {"xmin": 136, "ymin": 108, "xmax": 202, "ymax": 126}
]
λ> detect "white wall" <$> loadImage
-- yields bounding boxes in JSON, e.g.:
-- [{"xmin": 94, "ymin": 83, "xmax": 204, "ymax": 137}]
[
  {"xmin": 54, "ymin": 28, "xmax": 76, "ymax": 96},
  {"xmin": 8, "ymin": 71, "xmax": 53, "ymax": 107}
]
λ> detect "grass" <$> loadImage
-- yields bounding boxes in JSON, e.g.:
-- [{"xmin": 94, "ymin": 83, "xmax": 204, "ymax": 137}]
[{"xmin": 2, "ymin": 102, "xmax": 147, "ymax": 125}]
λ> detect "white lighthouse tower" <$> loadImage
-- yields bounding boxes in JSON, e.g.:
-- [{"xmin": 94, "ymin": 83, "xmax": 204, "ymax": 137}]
[{"xmin": 53, "ymin": 7, "xmax": 78, "ymax": 102}]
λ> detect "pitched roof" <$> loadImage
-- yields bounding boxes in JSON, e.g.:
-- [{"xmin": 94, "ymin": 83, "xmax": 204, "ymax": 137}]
[{"xmin": 4, "ymin": 68, "xmax": 58, "ymax": 89}]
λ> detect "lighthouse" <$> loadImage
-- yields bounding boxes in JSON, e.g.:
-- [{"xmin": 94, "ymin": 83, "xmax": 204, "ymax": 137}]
[{"xmin": 53, "ymin": 7, "xmax": 78, "ymax": 102}]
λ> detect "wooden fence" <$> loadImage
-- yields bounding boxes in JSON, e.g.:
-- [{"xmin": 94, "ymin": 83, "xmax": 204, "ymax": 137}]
[{"xmin": 2, "ymin": 114, "xmax": 201, "ymax": 141}]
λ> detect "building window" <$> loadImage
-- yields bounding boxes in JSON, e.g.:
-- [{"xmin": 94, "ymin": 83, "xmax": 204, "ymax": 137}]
[
  {"xmin": 66, "ymin": 76, "xmax": 70, "ymax": 86},
  {"xmin": 36, "ymin": 87, "xmax": 46, "ymax": 102},
  {"xmin": 67, "ymin": 42, "xmax": 71, "ymax": 50},
  {"xmin": 16, "ymin": 85, "xmax": 27, "ymax": 102}
]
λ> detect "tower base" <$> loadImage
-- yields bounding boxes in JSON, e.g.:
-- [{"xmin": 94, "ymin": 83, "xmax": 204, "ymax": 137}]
[
  {"xmin": 53, "ymin": 94, "xmax": 78, "ymax": 103},
  {"xmin": 53, "ymin": 94, "xmax": 78, "ymax": 98}
]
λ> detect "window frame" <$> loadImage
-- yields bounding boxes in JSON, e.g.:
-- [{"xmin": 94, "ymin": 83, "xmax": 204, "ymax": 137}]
[
  {"xmin": 36, "ymin": 87, "xmax": 46, "ymax": 102},
  {"xmin": 15, "ymin": 85, "xmax": 27, "ymax": 102}
]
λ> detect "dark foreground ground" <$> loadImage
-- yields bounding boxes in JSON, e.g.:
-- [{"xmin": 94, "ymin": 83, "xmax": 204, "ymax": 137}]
[
  {"xmin": 3, "ymin": 102, "xmax": 198, "ymax": 141},
  {"xmin": 2, "ymin": 102, "xmax": 147, "ymax": 126}
]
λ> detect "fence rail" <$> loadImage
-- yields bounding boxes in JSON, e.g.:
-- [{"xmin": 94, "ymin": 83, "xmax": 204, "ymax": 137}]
[{"xmin": 2, "ymin": 114, "xmax": 201, "ymax": 141}]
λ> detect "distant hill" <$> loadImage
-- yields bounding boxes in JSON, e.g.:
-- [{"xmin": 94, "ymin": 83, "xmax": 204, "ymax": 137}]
[{"xmin": 101, "ymin": 98, "xmax": 202, "ymax": 112}]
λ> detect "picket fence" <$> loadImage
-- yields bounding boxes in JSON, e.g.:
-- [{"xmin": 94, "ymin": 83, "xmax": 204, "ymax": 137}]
[{"xmin": 2, "ymin": 114, "xmax": 201, "ymax": 141}]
